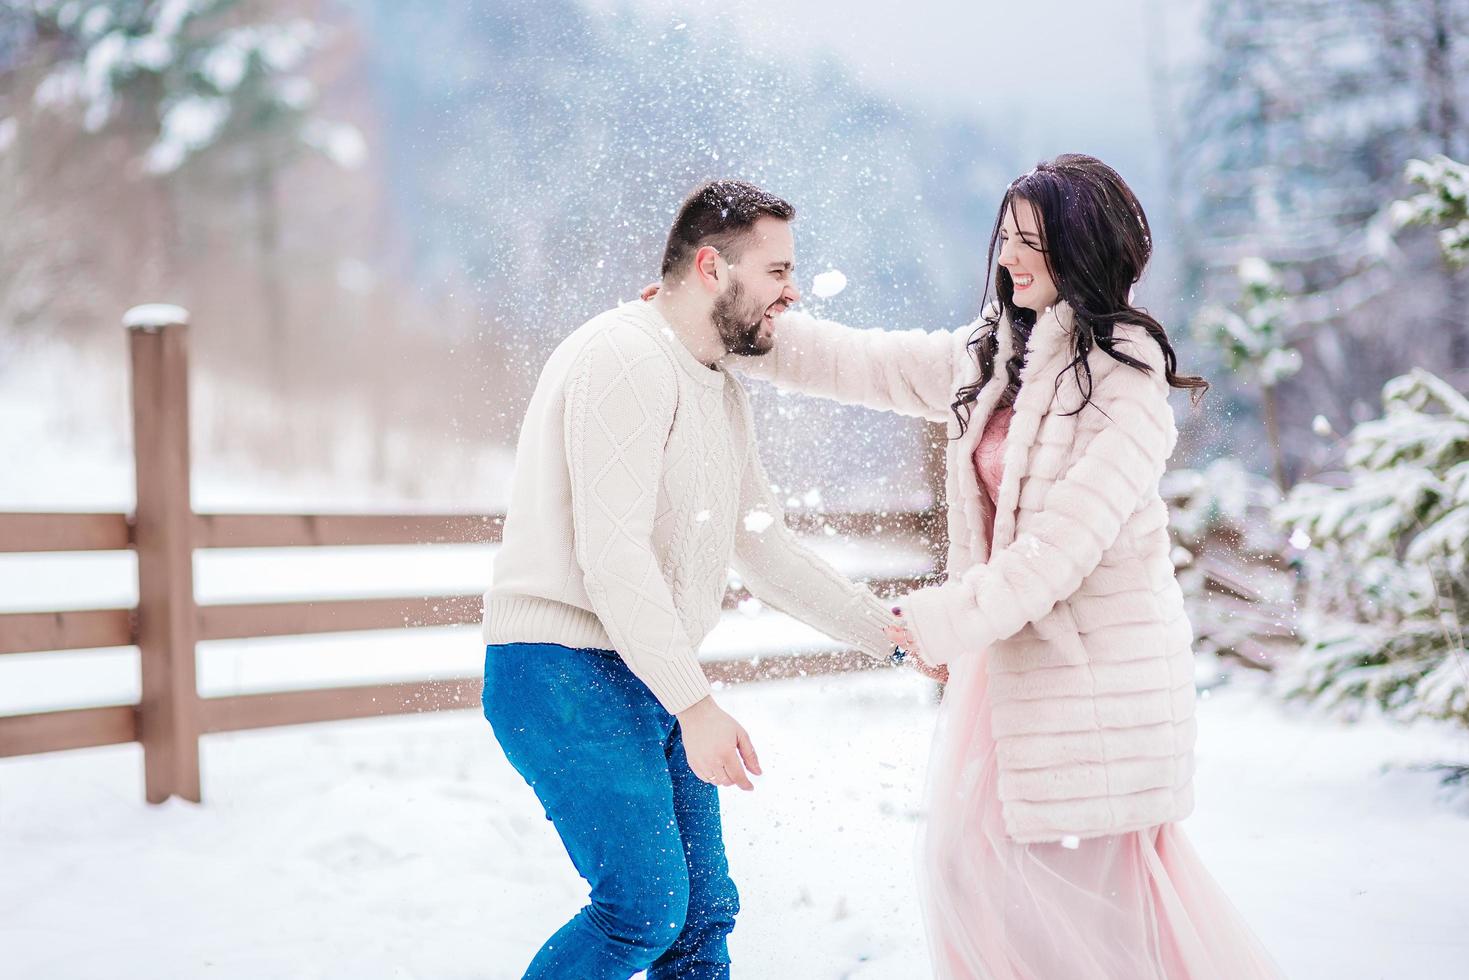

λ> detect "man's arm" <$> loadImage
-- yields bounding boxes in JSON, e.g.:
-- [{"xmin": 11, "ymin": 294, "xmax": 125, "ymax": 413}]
[
  {"xmin": 729, "ymin": 425, "xmax": 899, "ymax": 662},
  {"xmin": 565, "ymin": 324, "xmax": 761, "ymax": 789},
  {"xmin": 564, "ymin": 326, "xmax": 710, "ymax": 713}
]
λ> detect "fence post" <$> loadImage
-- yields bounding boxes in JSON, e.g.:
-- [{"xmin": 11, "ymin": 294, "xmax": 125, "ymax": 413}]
[
  {"xmin": 921, "ymin": 420, "xmax": 949, "ymax": 569},
  {"xmin": 125, "ymin": 305, "xmax": 201, "ymax": 804}
]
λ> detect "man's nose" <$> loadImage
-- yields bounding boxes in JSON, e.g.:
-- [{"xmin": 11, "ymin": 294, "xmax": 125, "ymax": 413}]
[{"xmin": 783, "ymin": 282, "xmax": 801, "ymax": 304}]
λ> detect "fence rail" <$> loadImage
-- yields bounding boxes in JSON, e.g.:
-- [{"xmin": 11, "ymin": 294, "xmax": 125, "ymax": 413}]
[{"xmin": 0, "ymin": 308, "xmax": 937, "ymax": 803}]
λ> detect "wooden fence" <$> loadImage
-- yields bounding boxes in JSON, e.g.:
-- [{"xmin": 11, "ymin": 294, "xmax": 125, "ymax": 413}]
[{"xmin": 0, "ymin": 309, "xmax": 938, "ymax": 803}]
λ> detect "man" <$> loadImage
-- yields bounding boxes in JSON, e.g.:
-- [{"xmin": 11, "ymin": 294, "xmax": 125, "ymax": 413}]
[{"xmin": 480, "ymin": 179, "xmax": 898, "ymax": 978}]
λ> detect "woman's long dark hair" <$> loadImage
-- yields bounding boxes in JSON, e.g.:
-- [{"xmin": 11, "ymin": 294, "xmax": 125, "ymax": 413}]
[{"xmin": 951, "ymin": 154, "xmax": 1208, "ymax": 435}]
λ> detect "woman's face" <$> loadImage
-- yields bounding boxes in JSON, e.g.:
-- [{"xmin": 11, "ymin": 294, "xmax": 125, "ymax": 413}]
[{"xmin": 997, "ymin": 198, "xmax": 1059, "ymax": 312}]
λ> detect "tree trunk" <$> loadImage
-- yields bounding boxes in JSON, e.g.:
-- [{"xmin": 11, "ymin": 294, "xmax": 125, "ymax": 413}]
[
  {"xmin": 921, "ymin": 419, "xmax": 949, "ymax": 574},
  {"xmin": 253, "ymin": 149, "xmax": 289, "ymax": 395},
  {"xmin": 1424, "ymin": 0, "xmax": 1463, "ymax": 159},
  {"xmin": 1261, "ymin": 383, "xmax": 1289, "ymax": 491}
]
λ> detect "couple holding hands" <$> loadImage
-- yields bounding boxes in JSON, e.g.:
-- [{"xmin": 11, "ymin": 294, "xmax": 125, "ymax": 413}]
[{"xmin": 480, "ymin": 157, "xmax": 1282, "ymax": 979}]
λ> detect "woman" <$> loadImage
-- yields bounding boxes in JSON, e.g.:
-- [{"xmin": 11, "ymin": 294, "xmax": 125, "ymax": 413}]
[{"xmin": 736, "ymin": 155, "xmax": 1283, "ymax": 978}]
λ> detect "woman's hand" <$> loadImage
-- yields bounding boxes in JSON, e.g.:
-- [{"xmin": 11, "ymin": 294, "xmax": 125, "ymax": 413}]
[{"xmin": 887, "ymin": 617, "xmax": 948, "ymax": 684}]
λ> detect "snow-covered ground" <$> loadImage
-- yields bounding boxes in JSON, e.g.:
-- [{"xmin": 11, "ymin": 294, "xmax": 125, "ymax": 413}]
[{"xmin": 4, "ymin": 666, "xmax": 1469, "ymax": 979}]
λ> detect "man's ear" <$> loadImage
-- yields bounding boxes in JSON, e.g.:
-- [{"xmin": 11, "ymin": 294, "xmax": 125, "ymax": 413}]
[{"xmin": 693, "ymin": 245, "xmax": 722, "ymax": 291}]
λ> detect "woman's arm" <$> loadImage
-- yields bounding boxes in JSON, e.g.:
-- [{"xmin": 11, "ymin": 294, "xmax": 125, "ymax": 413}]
[
  {"xmin": 728, "ymin": 310, "xmax": 973, "ymax": 424},
  {"xmin": 900, "ymin": 328, "xmax": 1178, "ymax": 666}
]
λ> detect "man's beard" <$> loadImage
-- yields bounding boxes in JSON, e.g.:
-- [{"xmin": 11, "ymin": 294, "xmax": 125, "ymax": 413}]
[{"xmin": 711, "ymin": 278, "xmax": 774, "ymax": 356}]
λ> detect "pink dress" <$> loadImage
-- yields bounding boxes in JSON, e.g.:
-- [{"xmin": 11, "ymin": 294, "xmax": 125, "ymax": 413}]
[{"xmin": 918, "ymin": 405, "xmax": 1283, "ymax": 979}]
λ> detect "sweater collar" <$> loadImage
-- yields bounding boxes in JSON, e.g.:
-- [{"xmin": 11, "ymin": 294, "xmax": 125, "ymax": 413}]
[{"xmin": 620, "ymin": 300, "xmax": 728, "ymax": 391}]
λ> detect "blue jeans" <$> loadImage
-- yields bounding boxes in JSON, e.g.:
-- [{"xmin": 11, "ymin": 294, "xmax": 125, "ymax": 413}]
[{"xmin": 482, "ymin": 642, "xmax": 738, "ymax": 979}]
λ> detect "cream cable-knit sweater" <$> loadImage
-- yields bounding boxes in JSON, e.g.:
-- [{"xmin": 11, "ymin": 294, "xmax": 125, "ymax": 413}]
[
  {"xmin": 483, "ymin": 301, "xmax": 897, "ymax": 714},
  {"xmin": 733, "ymin": 303, "xmax": 1197, "ymax": 843}
]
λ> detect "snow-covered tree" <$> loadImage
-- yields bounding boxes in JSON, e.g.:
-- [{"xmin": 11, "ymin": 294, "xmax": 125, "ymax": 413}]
[
  {"xmin": 1192, "ymin": 257, "xmax": 1302, "ymax": 488},
  {"xmin": 1180, "ymin": 0, "xmax": 1469, "ymax": 471},
  {"xmin": 11, "ymin": 0, "xmax": 365, "ymax": 388},
  {"xmin": 15, "ymin": 0, "xmax": 360, "ymax": 175},
  {"xmin": 1393, "ymin": 154, "xmax": 1469, "ymax": 267},
  {"xmin": 1275, "ymin": 369, "xmax": 1469, "ymax": 726}
]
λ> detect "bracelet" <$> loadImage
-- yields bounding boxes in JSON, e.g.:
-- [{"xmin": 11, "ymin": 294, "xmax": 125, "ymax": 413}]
[{"xmin": 890, "ymin": 606, "xmax": 907, "ymax": 663}]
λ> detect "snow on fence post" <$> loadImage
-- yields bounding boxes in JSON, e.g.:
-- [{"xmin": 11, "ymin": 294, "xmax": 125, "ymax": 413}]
[{"xmin": 124, "ymin": 304, "xmax": 202, "ymax": 804}]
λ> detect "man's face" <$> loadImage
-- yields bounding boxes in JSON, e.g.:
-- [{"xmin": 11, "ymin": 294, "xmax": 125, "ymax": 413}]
[{"xmin": 711, "ymin": 216, "xmax": 801, "ymax": 356}]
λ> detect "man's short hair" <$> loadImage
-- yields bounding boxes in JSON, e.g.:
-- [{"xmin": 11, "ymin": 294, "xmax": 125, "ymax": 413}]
[{"xmin": 660, "ymin": 179, "xmax": 796, "ymax": 278}]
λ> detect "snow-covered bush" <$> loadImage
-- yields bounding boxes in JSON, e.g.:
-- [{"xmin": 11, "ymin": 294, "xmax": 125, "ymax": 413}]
[
  {"xmin": 1166, "ymin": 456, "xmax": 1283, "ymax": 553},
  {"xmin": 1274, "ymin": 370, "xmax": 1469, "ymax": 725},
  {"xmin": 1164, "ymin": 458, "xmax": 1293, "ymax": 673}
]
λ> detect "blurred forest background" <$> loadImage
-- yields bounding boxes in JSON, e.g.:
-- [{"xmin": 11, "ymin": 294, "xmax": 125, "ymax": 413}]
[{"xmin": 1, "ymin": 0, "xmax": 1466, "ymax": 728}]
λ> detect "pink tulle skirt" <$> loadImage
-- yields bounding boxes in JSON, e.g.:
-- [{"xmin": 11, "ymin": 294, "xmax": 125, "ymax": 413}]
[{"xmin": 919, "ymin": 651, "xmax": 1285, "ymax": 980}]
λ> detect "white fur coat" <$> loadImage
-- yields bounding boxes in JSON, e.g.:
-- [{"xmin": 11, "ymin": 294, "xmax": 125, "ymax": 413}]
[{"xmin": 734, "ymin": 302, "xmax": 1197, "ymax": 843}]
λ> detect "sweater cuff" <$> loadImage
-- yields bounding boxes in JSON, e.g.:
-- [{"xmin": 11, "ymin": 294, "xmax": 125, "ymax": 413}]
[
  {"xmin": 847, "ymin": 587, "xmax": 902, "ymax": 661},
  {"xmin": 900, "ymin": 582, "xmax": 980, "ymax": 668},
  {"xmin": 641, "ymin": 653, "xmax": 714, "ymax": 715}
]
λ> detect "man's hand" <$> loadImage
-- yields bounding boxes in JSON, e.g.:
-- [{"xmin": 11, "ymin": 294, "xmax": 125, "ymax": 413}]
[{"xmin": 676, "ymin": 696, "xmax": 762, "ymax": 791}]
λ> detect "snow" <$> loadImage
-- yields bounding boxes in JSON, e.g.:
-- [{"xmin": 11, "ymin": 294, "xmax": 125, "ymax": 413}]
[
  {"xmin": 1237, "ymin": 256, "xmax": 1276, "ymax": 289},
  {"xmin": 79, "ymin": 6, "xmax": 113, "ymax": 40},
  {"xmin": 1259, "ymin": 345, "xmax": 1303, "ymax": 385},
  {"xmin": 2, "ymin": 665, "xmax": 1467, "ymax": 978},
  {"xmin": 122, "ymin": 303, "xmax": 190, "ymax": 329},
  {"xmin": 303, "ymin": 120, "xmax": 369, "ymax": 170},
  {"xmin": 200, "ymin": 42, "xmax": 249, "ymax": 93},
  {"xmin": 810, "ymin": 269, "xmax": 848, "ymax": 299},
  {"xmin": 2, "ymin": 355, "xmax": 1467, "ymax": 979},
  {"xmin": 258, "ymin": 21, "xmax": 316, "ymax": 73},
  {"xmin": 743, "ymin": 509, "xmax": 775, "ymax": 534},
  {"xmin": 146, "ymin": 95, "xmax": 232, "ymax": 174}
]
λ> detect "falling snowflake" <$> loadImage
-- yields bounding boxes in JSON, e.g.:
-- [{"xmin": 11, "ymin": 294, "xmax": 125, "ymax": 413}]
[{"xmin": 744, "ymin": 510, "xmax": 775, "ymax": 533}]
